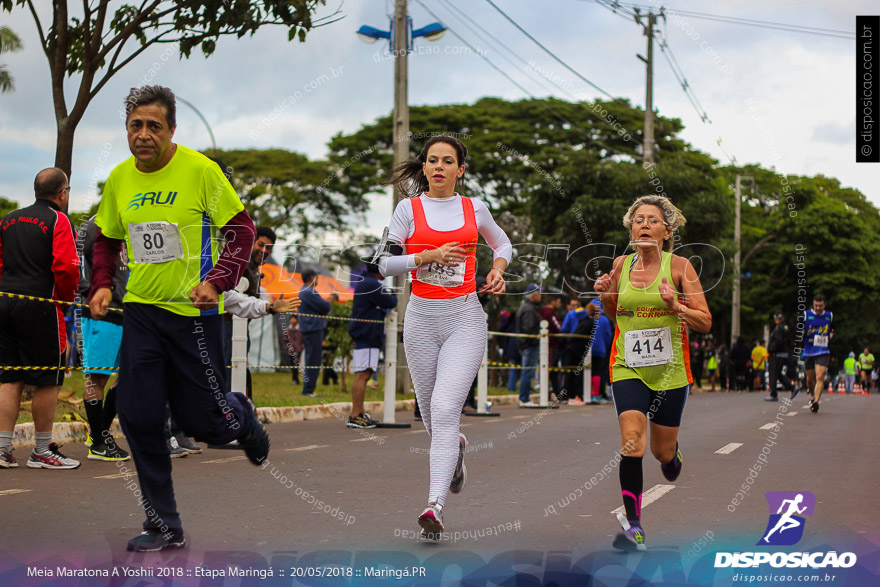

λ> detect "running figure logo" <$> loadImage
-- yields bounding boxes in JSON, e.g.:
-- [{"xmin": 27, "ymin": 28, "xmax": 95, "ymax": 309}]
[{"xmin": 758, "ymin": 491, "xmax": 816, "ymax": 546}]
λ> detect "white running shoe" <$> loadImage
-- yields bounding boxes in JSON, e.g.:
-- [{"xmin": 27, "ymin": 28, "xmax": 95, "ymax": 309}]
[
  {"xmin": 418, "ymin": 503, "xmax": 444, "ymax": 538},
  {"xmin": 450, "ymin": 434, "xmax": 467, "ymax": 493},
  {"xmin": 27, "ymin": 443, "xmax": 80, "ymax": 469}
]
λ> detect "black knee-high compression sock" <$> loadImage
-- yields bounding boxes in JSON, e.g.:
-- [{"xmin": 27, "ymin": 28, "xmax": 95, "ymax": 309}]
[
  {"xmin": 102, "ymin": 385, "xmax": 118, "ymax": 432},
  {"xmin": 619, "ymin": 455, "xmax": 644, "ymax": 522},
  {"xmin": 84, "ymin": 398, "xmax": 104, "ymax": 443}
]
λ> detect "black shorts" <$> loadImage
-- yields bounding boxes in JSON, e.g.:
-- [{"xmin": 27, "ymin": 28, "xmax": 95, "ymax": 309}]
[
  {"xmin": 611, "ymin": 378, "xmax": 689, "ymax": 427},
  {"xmin": 804, "ymin": 354, "xmax": 830, "ymax": 370},
  {"xmin": 0, "ymin": 297, "xmax": 66, "ymax": 386}
]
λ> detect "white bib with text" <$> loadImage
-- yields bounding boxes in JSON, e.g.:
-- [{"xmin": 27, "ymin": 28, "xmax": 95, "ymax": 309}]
[
  {"xmin": 416, "ymin": 261, "xmax": 465, "ymax": 287},
  {"xmin": 624, "ymin": 327, "xmax": 674, "ymax": 368},
  {"xmin": 128, "ymin": 222, "xmax": 183, "ymax": 264}
]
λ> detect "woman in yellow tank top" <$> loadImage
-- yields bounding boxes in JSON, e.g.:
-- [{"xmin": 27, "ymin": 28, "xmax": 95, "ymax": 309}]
[{"xmin": 594, "ymin": 195, "xmax": 712, "ymax": 551}]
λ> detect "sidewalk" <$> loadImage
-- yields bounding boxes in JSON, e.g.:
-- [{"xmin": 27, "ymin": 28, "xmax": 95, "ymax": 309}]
[{"xmin": 12, "ymin": 394, "xmax": 528, "ymax": 447}]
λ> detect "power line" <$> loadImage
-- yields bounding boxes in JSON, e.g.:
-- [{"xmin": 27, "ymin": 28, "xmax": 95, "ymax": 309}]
[
  {"xmin": 411, "ymin": 0, "xmax": 633, "ymax": 159},
  {"xmin": 656, "ymin": 32, "xmax": 710, "ymax": 123},
  {"xmin": 583, "ymin": 1, "xmax": 855, "ymax": 39},
  {"xmin": 434, "ymin": 0, "xmax": 576, "ymax": 100},
  {"xmin": 481, "ymin": 0, "xmax": 627, "ymax": 105}
]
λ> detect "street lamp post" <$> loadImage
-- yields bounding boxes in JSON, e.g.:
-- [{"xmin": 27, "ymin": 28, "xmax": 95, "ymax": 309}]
[{"xmin": 358, "ymin": 3, "xmax": 446, "ymax": 398}]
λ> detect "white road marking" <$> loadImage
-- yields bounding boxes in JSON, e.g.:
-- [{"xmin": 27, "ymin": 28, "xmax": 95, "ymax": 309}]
[
  {"xmin": 203, "ymin": 456, "xmax": 247, "ymax": 464},
  {"xmin": 759, "ymin": 423, "xmax": 780, "ymax": 430},
  {"xmin": 351, "ymin": 437, "xmax": 386, "ymax": 442},
  {"xmin": 715, "ymin": 442, "xmax": 743, "ymax": 454},
  {"xmin": 285, "ymin": 444, "xmax": 329, "ymax": 452},
  {"xmin": 786, "ymin": 411, "xmax": 798, "ymax": 417},
  {"xmin": 611, "ymin": 484, "xmax": 675, "ymax": 515},
  {"xmin": 94, "ymin": 472, "xmax": 137, "ymax": 480},
  {"xmin": 0, "ymin": 489, "xmax": 32, "ymax": 496}
]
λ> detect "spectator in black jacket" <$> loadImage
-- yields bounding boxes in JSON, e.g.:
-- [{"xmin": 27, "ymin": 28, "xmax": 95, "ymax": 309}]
[
  {"xmin": 498, "ymin": 310, "xmax": 521, "ymax": 393},
  {"xmin": 0, "ymin": 168, "xmax": 80, "ymax": 469},
  {"xmin": 731, "ymin": 336, "xmax": 751, "ymax": 391},
  {"xmin": 347, "ymin": 263, "xmax": 397, "ymax": 428},
  {"xmin": 298, "ymin": 269, "xmax": 331, "ymax": 397},
  {"xmin": 766, "ymin": 310, "xmax": 798, "ymax": 401},
  {"xmin": 516, "ymin": 284, "xmax": 542, "ymax": 407},
  {"xmin": 77, "ymin": 216, "xmax": 130, "ymax": 461}
]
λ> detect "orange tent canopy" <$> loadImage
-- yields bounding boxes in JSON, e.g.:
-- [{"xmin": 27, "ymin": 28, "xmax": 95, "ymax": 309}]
[{"xmin": 258, "ymin": 264, "xmax": 353, "ymax": 302}]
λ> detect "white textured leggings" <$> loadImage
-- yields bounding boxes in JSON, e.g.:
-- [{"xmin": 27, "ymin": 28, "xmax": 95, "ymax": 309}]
[{"xmin": 404, "ymin": 293, "xmax": 487, "ymax": 507}]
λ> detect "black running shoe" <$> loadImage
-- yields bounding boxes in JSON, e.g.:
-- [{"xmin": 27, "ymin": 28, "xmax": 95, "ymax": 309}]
[
  {"xmin": 660, "ymin": 443, "xmax": 682, "ymax": 482},
  {"xmin": 346, "ymin": 413, "xmax": 377, "ymax": 429},
  {"xmin": 174, "ymin": 434, "xmax": 202, "ymax": 454},
  {"xmin": 239, "ymin": 396, "xmax": 270, "ymax": 465},
  {"xmin": 88, "ymin": 441, "xmax": 130, "ymax": 461},
  {"xmin": 127, "ymin": 528, "xmax": 186, "ymax": 552},
  {"xmin": 810, "ymin": 400, "xmax": 819, "ymax": 413}
]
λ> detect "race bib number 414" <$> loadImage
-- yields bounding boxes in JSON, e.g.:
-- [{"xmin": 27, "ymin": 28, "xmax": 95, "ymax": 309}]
[
  {"xmin": 624, "ymin": 327, "xmax": 674, "ymax": 368},
  {"xmin": 128, "ymin": 222, "xmax": 183, "ymax": 264}
]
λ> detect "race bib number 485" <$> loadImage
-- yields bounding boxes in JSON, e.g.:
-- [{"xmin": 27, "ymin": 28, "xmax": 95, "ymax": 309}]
[
  {"xmin": 128, "ymin": 222, "xmax": 183, "ymax": 264},
  {"xmin": 624, "ymin": 327, "xmax": 674, "ymax": 368},
  {"xmin": 416, "ymin": 261, "xmax": 465, "ymax": 287}
]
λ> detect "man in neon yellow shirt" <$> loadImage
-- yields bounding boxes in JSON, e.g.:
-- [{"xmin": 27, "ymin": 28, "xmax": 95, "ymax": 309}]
[
  {"xmin": 88, "ymin": 85, "xmax": 268, "ymax": 553},
  {"xmin": 844, "ymin": 352, "xmax": 860, "ymax": 394},
  {"xmin": 858, "ymin": 348, "xmax": 874, "ymax": 393},
  {"xmin": 751, "ymin": 340, "xmax": 768, "ymax": 392}
]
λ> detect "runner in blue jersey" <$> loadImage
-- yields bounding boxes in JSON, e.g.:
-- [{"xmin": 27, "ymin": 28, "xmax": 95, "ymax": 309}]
[{"xmin": 802, "ymin": 294, "xmax": 832, "ymax": 413}]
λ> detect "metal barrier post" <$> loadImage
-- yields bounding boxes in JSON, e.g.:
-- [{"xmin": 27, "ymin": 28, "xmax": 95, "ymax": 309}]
[
  {"xmin": 377, "ymin": 310, "xmax": 409, "ymax": 428},
  {"xmin": 231, "ymin": 315, "xmax": 248, "ymax": 394},
  {"xmin": 583, "ymin": 344, "xmax": 592, "ymax": 401},
  {"xmin": 539, "ymin": 320, "xmax": 549, "ymax": 406},
  {"xmin": 466, "ymin": 312, "xmax": 500, "ymax": 417}
]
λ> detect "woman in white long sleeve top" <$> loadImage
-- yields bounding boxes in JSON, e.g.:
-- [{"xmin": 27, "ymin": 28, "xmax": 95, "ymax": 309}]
[{"xmin": 377, "ymin": 135, "xmax": 512, "ymax": 538}]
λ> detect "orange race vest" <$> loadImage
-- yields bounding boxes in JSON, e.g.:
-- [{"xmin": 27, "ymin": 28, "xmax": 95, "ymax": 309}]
[{"xmin": 406, "ymin": 196, "xmax": 478, "ymax": 299}]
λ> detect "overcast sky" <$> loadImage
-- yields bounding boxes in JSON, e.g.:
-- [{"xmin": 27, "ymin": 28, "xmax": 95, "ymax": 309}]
[{"xmin": 0, "ymin": 0, "xmax": 875, "ymax": 246}]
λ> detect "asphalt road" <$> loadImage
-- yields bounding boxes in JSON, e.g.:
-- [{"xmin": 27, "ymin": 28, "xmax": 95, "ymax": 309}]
[{"xmin": 1, "ymin": 390, "xmax": 877, "ymax": 585}]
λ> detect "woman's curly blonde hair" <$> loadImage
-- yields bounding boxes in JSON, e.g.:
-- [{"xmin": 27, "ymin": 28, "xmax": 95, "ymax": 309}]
[{"xmin": 622, "ymin": 195, "xmax": 687, "ymax": 252}]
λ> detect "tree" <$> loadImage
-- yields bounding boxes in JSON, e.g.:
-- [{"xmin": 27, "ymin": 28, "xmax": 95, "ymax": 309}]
[
  {"xmin": 326, "ymin": 97, "xmax": 728, "ymax": 301},
  {"xmin": 202, "ymin": 148, "xmax": 370, "ymax": 243},
  {"xmin": 0, "ymin": 0, "xmax": 338, "ymax": 177},
  {"xmin": 324, "ymin": 96, "xmax": 880, "ymax": 355},
  {"xmin": 0, "ymin": 196, "xmax": 18, "ymax": 218},
  {"xmin": 0, "ymin": 25, "xmax": 22, "ymax": 92}
]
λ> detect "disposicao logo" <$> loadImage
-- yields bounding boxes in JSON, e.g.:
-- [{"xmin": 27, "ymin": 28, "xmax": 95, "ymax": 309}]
[
  {"xmin": 759, "ymin": 490, "xmax": 814, "ymax": 546},
  {"xmin": 714, "ymin": 490, "xmax": 857, "ymax": 569},
  {"xmin": 126, "ymin": 191, "xmax": 178, "ymax": 211}
]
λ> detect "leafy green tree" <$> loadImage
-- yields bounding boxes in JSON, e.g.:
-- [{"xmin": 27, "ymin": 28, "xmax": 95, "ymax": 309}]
[
  {"xmin": 325, "ymin": 96, "xmax": 878, "ymax": 356},
  {"xmin": 0, "ymin": 25, "xmax": 22, "ymax": 92},
  {"xmin": 202, "ymin": 148, "xmax": 369, "ymax": 242},
  {"xmin": 0, "ymin": 196, "xmax": 18, "ymax": 218},
  {"xmin": 326, "ymin": 97, "xmax": 728, "ymax": 299},
  {"xmin": 0, "ymin": 0, "xmax": 338, "ymax": 178}
]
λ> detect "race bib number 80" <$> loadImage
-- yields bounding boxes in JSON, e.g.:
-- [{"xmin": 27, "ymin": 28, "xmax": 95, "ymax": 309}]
[
  {"xmin": 128, "ymin": 222, "xmax": 183, "ymax": 264},
  {"xmin": 624, "ymin": 327, "xmax": 674, "ymax": 368}
]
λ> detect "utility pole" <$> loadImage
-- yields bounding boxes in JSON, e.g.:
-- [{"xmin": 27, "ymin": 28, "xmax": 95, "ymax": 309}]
[
  {"xmin": 636, "ymin": 12, "xmax": 656, "ymax": 164},
  {"xmin": 732, "ymin": 175, "xmax": 742, "ymax": 345},
  {"xmin": 731, "ymin": 175, "xmax": 753, "ymax": 346},
  {"xmin": 392, "ymin": 0, "xmax": 411, "ymax": 397}
]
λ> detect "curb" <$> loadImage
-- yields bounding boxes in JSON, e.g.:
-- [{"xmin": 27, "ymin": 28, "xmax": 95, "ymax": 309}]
[{"xmin": 12, "ymin": 394, "xmax": 527, "ymax": 448}]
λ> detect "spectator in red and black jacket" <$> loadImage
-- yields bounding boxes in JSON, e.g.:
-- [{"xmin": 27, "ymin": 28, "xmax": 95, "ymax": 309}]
[{"xmin": 0, "ymin": 167, "xmax": 80, "ymax": 469}]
